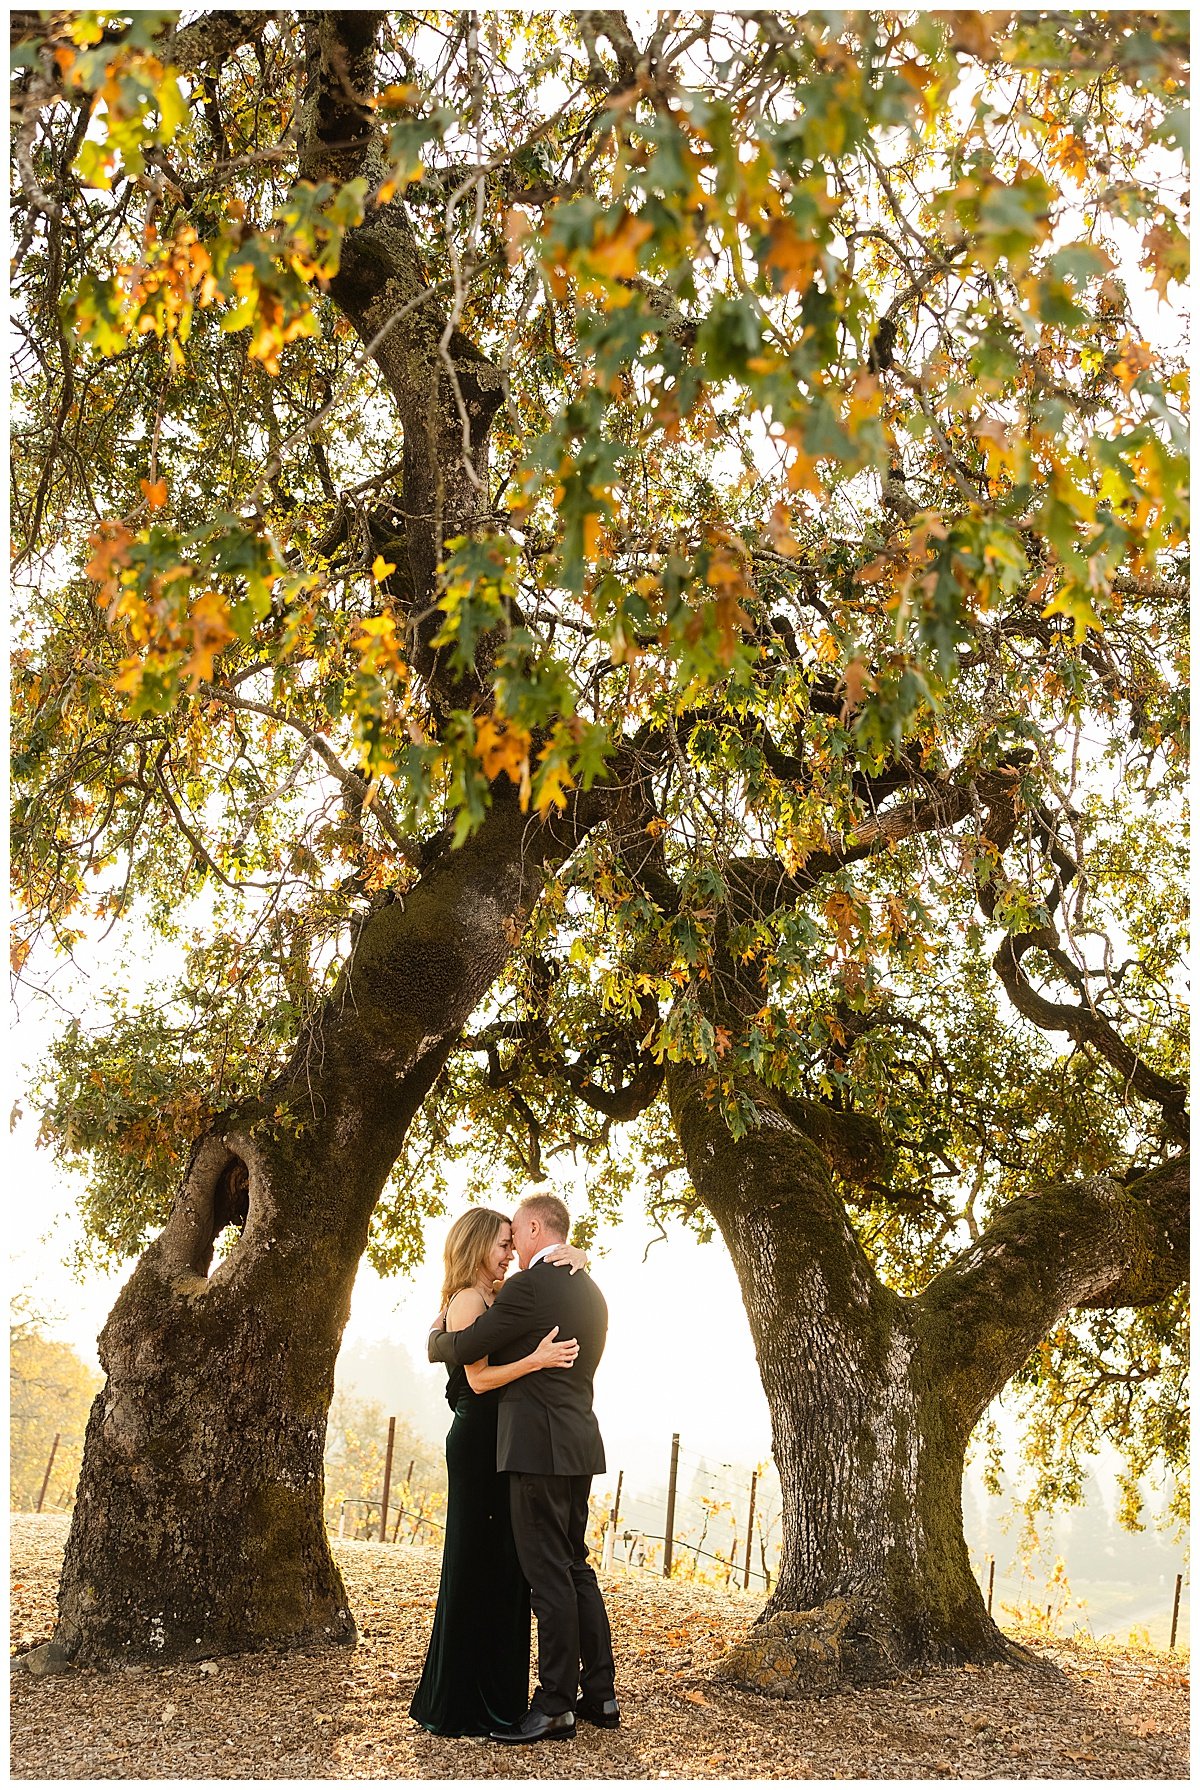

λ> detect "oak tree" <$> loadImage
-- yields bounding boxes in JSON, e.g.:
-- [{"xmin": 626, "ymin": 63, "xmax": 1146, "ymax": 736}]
[{"xmin": 12, "ymin": 9, "xmax": 1187, "ymax": 1683}]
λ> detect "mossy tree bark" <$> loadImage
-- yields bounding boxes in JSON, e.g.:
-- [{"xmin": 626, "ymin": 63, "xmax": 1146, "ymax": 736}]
[
  {"xmin": 667, "ymin": 1058, "xmax": 1188, "ymax": 1690},
  {"xmin": 46, "ymin": 11, "xmax": 610, "ymax": 1670}
]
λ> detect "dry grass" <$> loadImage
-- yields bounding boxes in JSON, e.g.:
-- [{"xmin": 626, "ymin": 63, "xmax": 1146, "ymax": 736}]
[{"xmin": 10, "ymin": 1513, "xmax": 1188, "ymax": 1780}]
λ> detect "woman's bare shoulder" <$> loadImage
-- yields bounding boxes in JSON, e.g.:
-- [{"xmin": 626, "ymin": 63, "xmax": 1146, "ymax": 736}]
[{"xmin": 446, "ymin": 1288, "xmax": 488, "ymax": 1331}]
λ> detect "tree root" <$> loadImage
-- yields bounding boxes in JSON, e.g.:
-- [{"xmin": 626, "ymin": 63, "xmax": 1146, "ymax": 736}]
[{"xmin": 719, "ymin": 1595, "xmax": 1032, "ymax": 1698}]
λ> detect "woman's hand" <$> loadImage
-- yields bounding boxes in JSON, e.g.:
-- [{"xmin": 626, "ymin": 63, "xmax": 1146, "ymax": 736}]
[
  {"xmin": 531, "ymin": 1325, "xmax": 579, "ymax": 1371},
  {"xmin": 543, "ymin": 1242, "xmax": 589, "ymax": 1275}
]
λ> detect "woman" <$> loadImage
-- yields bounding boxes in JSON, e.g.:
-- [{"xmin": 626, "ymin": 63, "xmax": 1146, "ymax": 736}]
[{"xmin": 409, "ymin": 1207, "xmax": 585, "ymax": 1737}]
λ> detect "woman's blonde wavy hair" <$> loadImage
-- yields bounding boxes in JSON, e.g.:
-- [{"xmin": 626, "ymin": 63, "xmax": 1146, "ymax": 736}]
[{"xmin": 441, "ymin": 1207, "xmax": 510, "ymax": 1310}]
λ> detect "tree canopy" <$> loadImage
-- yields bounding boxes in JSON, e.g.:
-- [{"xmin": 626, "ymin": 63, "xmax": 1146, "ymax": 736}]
[{"xmin": 12, "ymin": 8, "xmax": 1189, "ymax": 1532}]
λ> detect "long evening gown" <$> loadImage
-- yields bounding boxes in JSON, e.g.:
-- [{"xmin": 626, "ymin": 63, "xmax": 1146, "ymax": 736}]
[{"xmin": 409, "ymin": 1364, "xmax": 531, "ymax": 1736}]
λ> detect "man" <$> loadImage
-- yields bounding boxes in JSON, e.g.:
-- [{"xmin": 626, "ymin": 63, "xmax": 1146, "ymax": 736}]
[{"xmin": 428, "ymin": 1192, "xmax": 618, "ymax": 1744}]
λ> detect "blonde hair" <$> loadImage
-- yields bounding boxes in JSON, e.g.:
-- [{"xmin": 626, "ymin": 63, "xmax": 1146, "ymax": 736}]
[
  {"xmin": 441, "ymin": 1208, "xmax": 509, "ymax": 1309},
  {"xmin": 515, "ymin": 1191, "xmax": 569, "ymax": 1241}
]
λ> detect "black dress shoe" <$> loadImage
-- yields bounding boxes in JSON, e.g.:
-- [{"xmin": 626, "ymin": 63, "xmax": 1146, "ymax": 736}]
[
  {"xmin": 488, "ymin": 1707, "xmax": 576, "ymax": 1744},
  {"xmin": 576, "ymin": 1695, "xmax": 621, "ymax": 1729}
]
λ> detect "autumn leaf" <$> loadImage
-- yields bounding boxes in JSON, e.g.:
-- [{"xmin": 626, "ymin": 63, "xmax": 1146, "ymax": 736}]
[
  {"xmin": 140, "ymin": 477, "xmax": 168, "ymax": 510},
  {"xmin": 762, "ymin": 216, "xmax": 820, "ymax": 293},
  {"xmin": 1140, "ymin": 221, "xmax": 1187, "ymax": 301},
  {"xmin": 473, "ymin": 714, "xmax": 532, "ymax": 785},
  {"xmin": 823, "ymin": 891, "xmax": 861, "ymax": 949},
  {"xmin": 713, "ymin": 590, "xmax": 752, "ymax": 666},
  {"xmin": 589, "ymin": 209, "xmax": 654, "ymax": 282},
  {"xmin": 532, "ymin": 748, "xmax": 576, "ymax": 817},
  {"xmin": 839, "ymin": 657, "xmax": 874, "ymax": 713},
  {"xmin": 371, "ymin": 555, "xmax": 397, "ymax": 582},
  {"xmin": 504, "ymin": 207, "xmax": 534, "ymax": 266},
  {"xmin": 182, "ymin": 590, "xmax": 236, "ymax": 688},
  {"xmin": 84, "ymin": 522, "xmax": 133, "ymax": 592}
]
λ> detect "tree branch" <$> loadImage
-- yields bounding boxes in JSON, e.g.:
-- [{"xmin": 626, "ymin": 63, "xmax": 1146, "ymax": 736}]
[
  {"xmin": 200, "ymin": 684, "xmax": 417, "ymax": 859},
  {"xmin": 916, "ymin": 1154, "xmax": 1189, "ymax": 1437},
  {"xmin": 976, "ymin": 776, "xmax": 1188, "ymax": 1140}
]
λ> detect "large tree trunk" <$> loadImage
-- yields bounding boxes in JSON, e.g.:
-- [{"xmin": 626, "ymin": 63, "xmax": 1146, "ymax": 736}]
[
  {"xmin": 666, "ymin": 1060, "xmax": 1187, "ymax": 1695},
  {"xmin": 29, "ymin": 11, "xmax": 560, "ymax": 1673},
  {"xmin": 45, "ymin": 785, "xmax": 609, "ymax": 1670}
]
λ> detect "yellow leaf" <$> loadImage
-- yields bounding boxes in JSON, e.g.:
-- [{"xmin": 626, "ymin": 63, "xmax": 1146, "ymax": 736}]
[
  {"xmin": 706, "ymin": 550, "xmax": 746, "ymax": 591},
  {"xmin": 84, "ymin": 523, "xmax": 133, "ymax": 590},
  {"xmin": 782, "ymin": 428, "xmax": 825, "ymax": 496},
  {"xmin": 589, "ymin": 209, "xmax": 654, "ymax": 282},
  {"xmin": 376, "ymin": 83, "xmax": 421, "ymax": 109},
  {"xmin": 533, "ymin": 752, "xmax": 575, "ymax": 817},
  {"xmin": 372, "ymin": 555, "xmax": 397, "ymax": 582}
]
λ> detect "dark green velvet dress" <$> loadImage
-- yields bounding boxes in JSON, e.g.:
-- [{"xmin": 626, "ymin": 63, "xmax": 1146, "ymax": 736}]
[{"xmin": 409, "ymin": 1366, "xmax": 531, "ymax": 1736}]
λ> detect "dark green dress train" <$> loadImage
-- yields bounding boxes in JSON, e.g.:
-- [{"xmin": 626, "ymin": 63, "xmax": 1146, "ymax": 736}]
[{"xmin": 409, "ymin": 1366, "xmax": 531, "ymax": 1736}]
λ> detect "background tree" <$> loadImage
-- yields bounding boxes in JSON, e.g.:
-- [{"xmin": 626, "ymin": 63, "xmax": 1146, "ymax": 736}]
[
  {"xmin": 10, "ymin": 1298, "xmax": 103, "ymax": 1511},
  {"xmin": 11, "ymin": 9, "xmax": 1187, "ymax": 1682},
  {"xmin": 321, "ymin": 1389, "xmax": 444, "ymax": 1539}
]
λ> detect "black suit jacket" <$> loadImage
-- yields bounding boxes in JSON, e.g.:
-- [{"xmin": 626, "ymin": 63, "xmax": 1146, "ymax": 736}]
[{"xmin": 429, "ymin": 1261, "xmax": 608, "ymax": 1475}]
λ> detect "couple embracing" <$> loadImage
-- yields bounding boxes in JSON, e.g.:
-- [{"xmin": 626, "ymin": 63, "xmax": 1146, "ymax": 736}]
[{"xmin": 410, "ymin": 1192, "xmax": 619, "ymax": 1743}]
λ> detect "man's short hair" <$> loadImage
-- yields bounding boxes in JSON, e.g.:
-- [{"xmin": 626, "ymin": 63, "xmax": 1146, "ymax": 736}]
[{"xmin": 516, "ymin": 1191, "xmax": 570, "ymax": 1240}]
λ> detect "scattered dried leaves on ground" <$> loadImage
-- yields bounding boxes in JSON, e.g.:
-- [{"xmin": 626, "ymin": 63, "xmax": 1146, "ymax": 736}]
[{"xmin": 10, "ymin": 1514, "xmax": 1189, "ymax": 1779}]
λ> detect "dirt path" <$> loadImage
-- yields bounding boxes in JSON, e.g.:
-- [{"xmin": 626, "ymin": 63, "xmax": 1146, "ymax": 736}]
[{"xmin": 10, "ymin": 1515, "xmax": 1188, "ymax": 1779}]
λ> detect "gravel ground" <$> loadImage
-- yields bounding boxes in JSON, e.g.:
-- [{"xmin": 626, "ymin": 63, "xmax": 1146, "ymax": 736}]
[{"xmin": 10, "ymin": 1513, "xmax": 1189, "ymax": 1779}]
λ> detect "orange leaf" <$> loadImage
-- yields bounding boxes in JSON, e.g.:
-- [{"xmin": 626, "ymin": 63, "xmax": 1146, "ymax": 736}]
[
  {"xmin": 762, "ymin": 217, "xmax": 819, "ymax": 294},
  {"xmin": 84, "ymin": 522, "xmax": 133, "ymax": 591},
  {"xmin": 474, "ymin": 715, "xmax": 532, "ymax": 785},
  {"xmin": 504, "ymin": 207, "xmax": 534, "ymax": 266},
  {"xmin": 839, "ymin": 657, "xmax": 873, "ymax": 713},
  {"xmin": 140, "ymin": 477, "xmax": 168, "ymax": 510},
  {"xmin": 589, "ymin": 209, "xmax": 654, "ymax": 282},
  {"xmin": 182, "ymin": 590, "xmax": 235, "ymax": 688}
]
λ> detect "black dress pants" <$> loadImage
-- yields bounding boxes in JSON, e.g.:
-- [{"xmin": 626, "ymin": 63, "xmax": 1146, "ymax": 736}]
[{"xmin": 508, "ymin": 1471, "xmax": 616, "ymax": 1715}]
